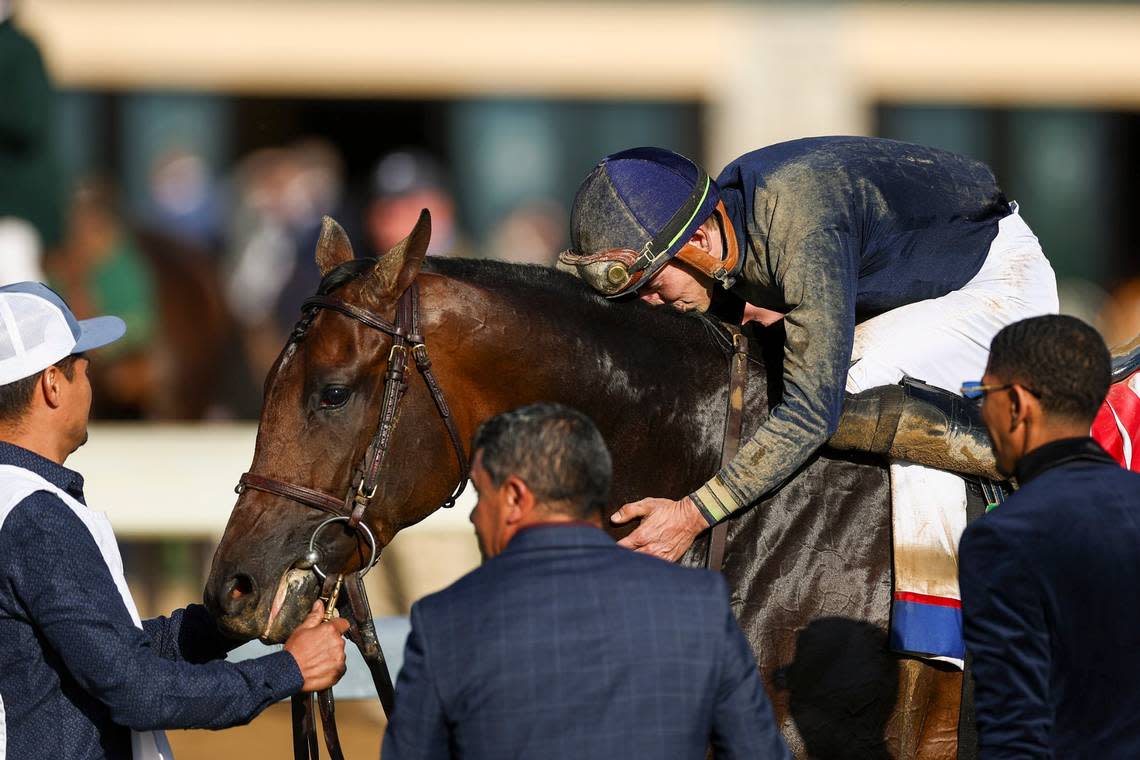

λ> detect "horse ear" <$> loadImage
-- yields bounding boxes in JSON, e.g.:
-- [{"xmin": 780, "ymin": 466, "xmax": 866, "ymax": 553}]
[
  {"xmin": 315, "ymin": 216, "xmax": 355, "ymax": 277},
  {"xmin": 372, "ymin": 209, "xmax": 431, "ymax": 295}
]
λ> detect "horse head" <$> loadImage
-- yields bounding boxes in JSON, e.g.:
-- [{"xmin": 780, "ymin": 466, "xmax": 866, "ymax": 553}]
[{"xmin": 205, "ymin": 210, "xmax": 470, "ymax": 642}]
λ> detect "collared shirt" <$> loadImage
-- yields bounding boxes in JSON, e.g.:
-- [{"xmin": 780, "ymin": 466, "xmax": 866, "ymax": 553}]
[
  {"xmin": 1013, "ymin": 436, "xmax": 1117, "ymax": 485},
  {"xmin": 0, "ymin": 441, "xmax": 302, "ymax": 760}
]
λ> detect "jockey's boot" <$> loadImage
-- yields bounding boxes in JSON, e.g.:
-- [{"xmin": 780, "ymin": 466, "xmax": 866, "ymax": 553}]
[{"xmin": 828, "ymin": 378, "xmax": 1001, "ymax": 480}]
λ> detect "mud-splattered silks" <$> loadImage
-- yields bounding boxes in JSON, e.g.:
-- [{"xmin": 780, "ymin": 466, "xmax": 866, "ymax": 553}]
[{"xmin": 702, "ymin": 136, "xmax": 1059, "ymax": 665}]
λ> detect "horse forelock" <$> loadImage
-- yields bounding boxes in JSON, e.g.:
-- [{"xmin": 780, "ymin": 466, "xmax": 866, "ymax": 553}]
[{"xmin": 317, "ymin": 257, "xmax": 378, "ymax": 295}]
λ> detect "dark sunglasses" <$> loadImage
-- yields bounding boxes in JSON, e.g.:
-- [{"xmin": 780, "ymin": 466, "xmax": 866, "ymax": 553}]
[{"xmin": 960, "ymin": 381, "xmax": 1042, "ymax": 400}]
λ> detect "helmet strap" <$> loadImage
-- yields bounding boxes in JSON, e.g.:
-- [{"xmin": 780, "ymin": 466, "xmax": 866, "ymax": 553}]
[{"xmin": 673, "ymin": 201, "xmax": 739, "ymax": 290}]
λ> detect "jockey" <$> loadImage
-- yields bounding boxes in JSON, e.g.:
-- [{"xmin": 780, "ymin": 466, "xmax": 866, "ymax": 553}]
[{"xmin": 561, "ymin": 136, "xmax": 1059, "ymax": 663}]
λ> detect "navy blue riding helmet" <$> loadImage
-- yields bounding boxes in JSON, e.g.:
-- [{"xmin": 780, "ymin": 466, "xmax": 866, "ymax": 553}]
[{"xmin": 562, "ymin": 147, "xmax": 722, "ymax": 297}]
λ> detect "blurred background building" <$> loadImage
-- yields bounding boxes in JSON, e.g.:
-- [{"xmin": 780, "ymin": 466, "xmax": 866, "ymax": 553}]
[{"xmin": 7, "ymin": 0, "xmax": 1140, "ymax": 753}]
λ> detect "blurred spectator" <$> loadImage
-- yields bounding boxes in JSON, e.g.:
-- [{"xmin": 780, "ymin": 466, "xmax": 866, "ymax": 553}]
[
  {"xmin": 145, "ymin": 147, "xmax": 223, "ymax": 252},
  {"xmin": 1099, "ymin": 276, "xmax": 1140, "ymax": 349},
  {"xmin": 1055, "ymin": 276, "xmax": 1109, "ymax": 332},
  {"xmin": 225, "ymin": 140, "xmax": 347, "ymax": 383},
  {"xmin": 365, "ymin": 148, "xmax": 469, "ymax": 258},
  {"xmin": 49, "ymin": 179, "xmax": 158, "ymax": 417},
  {"xmin": 0, "ymin": 2, "xmax": 62, "ymax": 284},
  {"xmin": 485, "ymin": 199, "xmax": 566, "ymax": 266},
  {"xmin": 49, "ymin": 178, "xmax": 232, "ymax": 420}
]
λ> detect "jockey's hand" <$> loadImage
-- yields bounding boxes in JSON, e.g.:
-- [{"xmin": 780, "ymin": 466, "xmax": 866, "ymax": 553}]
[
  {"xmin": 611, "ymin": 496, "xmax": 708, "ymax": 562},
  {"xmin": 284, "ymin": 600, "xmax": 350, "ymax": 692}
]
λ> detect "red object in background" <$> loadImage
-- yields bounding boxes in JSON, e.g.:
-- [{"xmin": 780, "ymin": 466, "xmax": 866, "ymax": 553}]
[{"xmin": 1092, "ymin": 371, "xmax": 1140, "ymax": 472}]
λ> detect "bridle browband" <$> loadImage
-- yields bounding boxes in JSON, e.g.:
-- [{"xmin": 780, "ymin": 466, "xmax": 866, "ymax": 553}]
[{"xmin": 236, "ymin": 280, "xmax": 469, "ymax": 555}]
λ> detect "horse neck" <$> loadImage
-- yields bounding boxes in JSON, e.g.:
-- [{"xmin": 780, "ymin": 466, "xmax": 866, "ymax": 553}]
[{"xmin": 418, "ymin": 268, "xmax": 747, "ymax": 486}]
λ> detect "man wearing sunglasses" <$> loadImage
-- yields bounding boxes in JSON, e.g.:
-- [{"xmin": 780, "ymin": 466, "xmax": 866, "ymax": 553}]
[
  {"xmin": 560, "ymin": 137, "xmax": 1058, "ymax": 663},
  {"xmin": 958, "ymin": 315, "xmax": 1140, "ymax": 757}
]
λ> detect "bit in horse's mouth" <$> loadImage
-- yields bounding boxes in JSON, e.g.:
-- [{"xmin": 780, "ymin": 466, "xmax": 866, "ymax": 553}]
[{"xmin": 264, "ymin": 568, "xmax": 315, "ymax": 640}]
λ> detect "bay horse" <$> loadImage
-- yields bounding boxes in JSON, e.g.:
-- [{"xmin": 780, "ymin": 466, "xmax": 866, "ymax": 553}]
[{"xmin": 205, "ymin": 211, "xmax": 973, "ymax": 759}]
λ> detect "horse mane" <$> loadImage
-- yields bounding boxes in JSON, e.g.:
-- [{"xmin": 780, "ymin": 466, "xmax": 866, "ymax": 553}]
[
  {"xmin": 312, "ymin": 255, "xmax": 738, "ymax": 361},
  {"xmin": 420, "ymin": 257, "xmax": 736, "ymax": 358}
]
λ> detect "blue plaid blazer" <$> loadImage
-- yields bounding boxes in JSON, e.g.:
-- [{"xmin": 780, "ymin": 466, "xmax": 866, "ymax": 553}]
[{"xmin": 383, "ymin": 523, "xmax": 790, "ymax": 759}]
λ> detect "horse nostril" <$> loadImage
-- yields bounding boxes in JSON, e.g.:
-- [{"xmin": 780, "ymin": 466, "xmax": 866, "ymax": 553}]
[
  {"xmin": 228, "ymin": 575, "xmax": 253, "ymax": 600},
  {"xmin": 221, "ymin": 574, "xmax": 257, "ymax": 614}
]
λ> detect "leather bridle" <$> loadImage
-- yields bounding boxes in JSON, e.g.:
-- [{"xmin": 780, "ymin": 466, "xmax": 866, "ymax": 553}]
[
  {"xmin": 237, "ymin": 280, "xmax": 469, "ymax": 535},
  {"xmin": 233, "ymin": 279, "xmax": 469, "ymax": 760}
]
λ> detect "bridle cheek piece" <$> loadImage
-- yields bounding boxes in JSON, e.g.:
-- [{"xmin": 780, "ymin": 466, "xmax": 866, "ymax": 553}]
[{"xmin": 234, "ymin": 280, "xmax": 470, "ymax": 578}]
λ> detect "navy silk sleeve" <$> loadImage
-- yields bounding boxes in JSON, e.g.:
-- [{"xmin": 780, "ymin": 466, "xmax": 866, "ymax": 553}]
[{"xmin": 693, "ymin": 228, "xmax": 858, "ymax": 521}]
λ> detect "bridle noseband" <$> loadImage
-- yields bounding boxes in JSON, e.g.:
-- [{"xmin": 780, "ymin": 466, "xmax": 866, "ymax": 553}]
[{"xmin": 235, "ymin": 280, "xmax": 469, "ymax": 577}]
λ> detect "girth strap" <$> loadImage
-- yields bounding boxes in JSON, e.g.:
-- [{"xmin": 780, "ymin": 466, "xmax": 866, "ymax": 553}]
[{"xmin": 708, "ymin": 328, "xmax": 749, "ymax": 573}]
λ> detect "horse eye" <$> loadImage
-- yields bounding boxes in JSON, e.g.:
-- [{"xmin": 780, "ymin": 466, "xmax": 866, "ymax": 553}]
[{"xmin": 319, "ymin": 386, "xmax": 351, "ymax": 409}]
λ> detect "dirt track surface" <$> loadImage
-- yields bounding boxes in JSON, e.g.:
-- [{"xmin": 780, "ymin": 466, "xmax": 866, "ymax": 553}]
[{"xmin": 168, "ymin": 700, "xmax": 387, "ymax": 758}]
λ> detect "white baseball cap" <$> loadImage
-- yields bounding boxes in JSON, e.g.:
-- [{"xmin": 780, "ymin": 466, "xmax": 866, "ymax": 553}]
[{"xmin": 0, "ymin": 282, "xmax": 126, "ymax": 385}]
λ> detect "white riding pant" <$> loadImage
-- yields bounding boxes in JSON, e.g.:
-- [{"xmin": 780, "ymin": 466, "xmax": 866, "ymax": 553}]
[{"xmin": 846, "ymin": 207, "xmax": 1058, "ymax": 663}]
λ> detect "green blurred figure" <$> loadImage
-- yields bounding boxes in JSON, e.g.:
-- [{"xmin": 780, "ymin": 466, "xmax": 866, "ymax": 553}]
[
  {"xmin": 0, "ymin": 1, "xmax": 62, "ymax": 284},
  {"xmin": 51, "ymin": 180, "xmax": 158, "ymax": 417}
]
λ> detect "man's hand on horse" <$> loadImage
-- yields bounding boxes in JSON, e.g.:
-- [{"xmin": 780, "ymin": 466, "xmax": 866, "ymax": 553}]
[
  {"xmin": 611, "ymin": 496, "xmax": 708, "ymax": 562},
  {"xmin": 283, "ymin": 599, "xmax": 350, "ymax": 692}
]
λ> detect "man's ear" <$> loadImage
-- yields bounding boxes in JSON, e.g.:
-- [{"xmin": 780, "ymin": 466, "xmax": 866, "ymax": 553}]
[
  {"xmin": 40, "ymin": 367, "xmax": 62, "ymax": 409},
  {"xmin": 687, "ymin": 219, "xmax": 717, "ymax": 254},
  {"xmin": 1009, "ymin": 384, "xmax": 1036, "ymax": 431},
  {"xmin": 502, "ymin": 475, "xmax": 535, "ymax": 525}
]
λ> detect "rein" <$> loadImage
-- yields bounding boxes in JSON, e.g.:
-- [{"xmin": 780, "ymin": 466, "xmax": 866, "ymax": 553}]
[{"xmin": 234, "ymin": 280, "xmax": 469, "ymax": 760}]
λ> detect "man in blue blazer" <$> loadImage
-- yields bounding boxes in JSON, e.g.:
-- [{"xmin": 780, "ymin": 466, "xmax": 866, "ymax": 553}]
[
  {"xmin": 959, "ymin": 315, "xmax": 1140, "ymax": 758},
  {"xmin": 382, "ymin": 402, "xmax": 790, "ymax": 759}
]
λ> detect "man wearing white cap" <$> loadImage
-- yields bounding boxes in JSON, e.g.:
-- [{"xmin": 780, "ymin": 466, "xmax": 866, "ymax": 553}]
[{"xmin": 0, "ymin": 283, "xmax": 350, "ymax": 760}]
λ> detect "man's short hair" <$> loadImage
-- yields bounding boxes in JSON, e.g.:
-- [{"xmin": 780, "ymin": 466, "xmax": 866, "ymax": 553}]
[
  {"xmin": 472, "ymin": 402, "xmax": 612, "ymax": 519},
  {"xmin": 0, "ymin": 355, "xmax": 81, "ymax": 423},
  {"xmin": 987, "ymin": 315, "xmax": 1111, "ymax": 424}
]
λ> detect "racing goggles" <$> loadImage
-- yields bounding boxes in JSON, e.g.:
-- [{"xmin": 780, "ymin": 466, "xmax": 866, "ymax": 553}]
[
  {"xmin": 558, "ymin": 205, "xmax": 743, "ymax": 300},
  {"xmin": 560, "ymin": 176, "xmax": 738, "ymax": 298}
]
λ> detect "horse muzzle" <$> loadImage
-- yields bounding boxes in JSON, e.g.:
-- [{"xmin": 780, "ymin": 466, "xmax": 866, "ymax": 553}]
[{"xmin": 205, "ymin": 561, "xmax": 323, "ymax": 643}]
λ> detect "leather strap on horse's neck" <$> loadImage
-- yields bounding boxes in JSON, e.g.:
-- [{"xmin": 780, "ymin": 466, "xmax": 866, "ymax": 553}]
[{"xmin": 708, "ymin": 328, "xmax": 749, "ymax": 573}]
